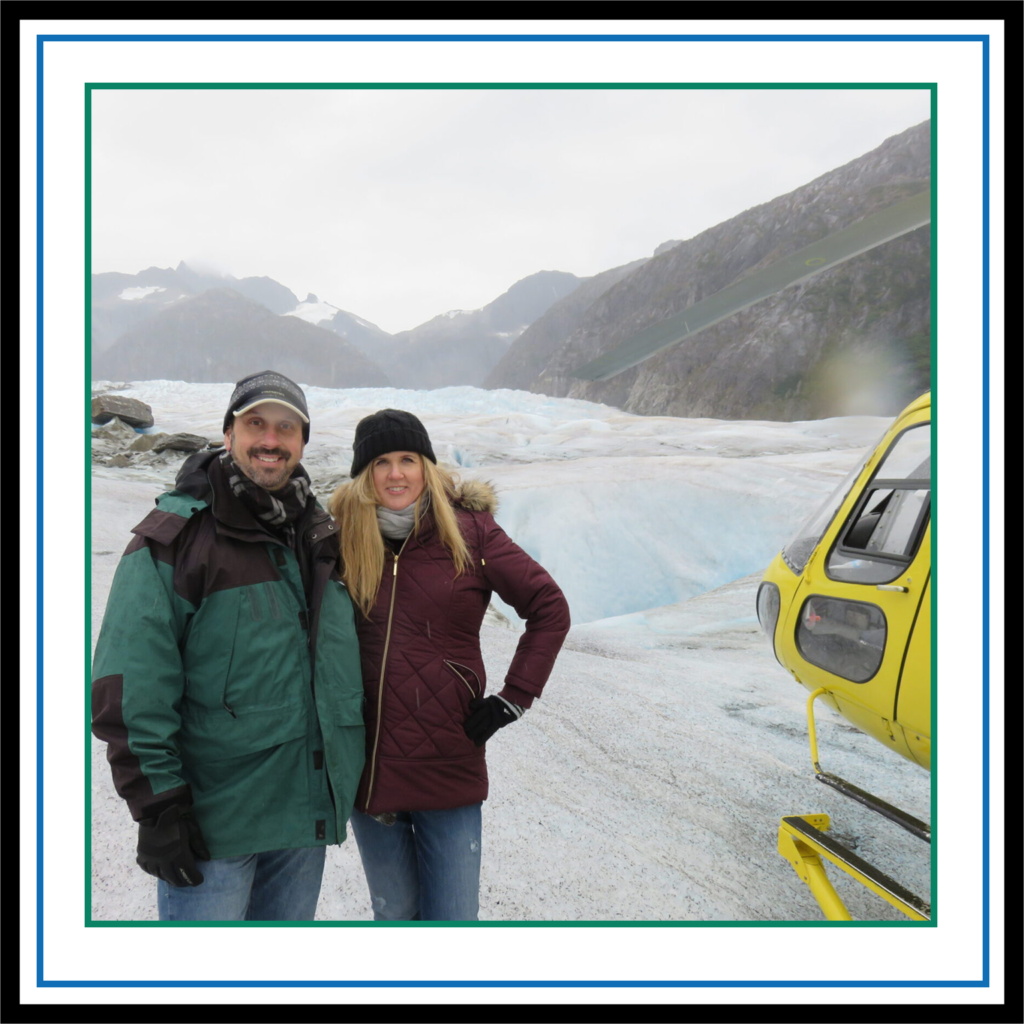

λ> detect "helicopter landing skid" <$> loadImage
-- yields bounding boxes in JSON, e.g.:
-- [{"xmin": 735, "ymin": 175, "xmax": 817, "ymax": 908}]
[
  {"xmin": 814, "ymin": 771, "xmax": 931, "ymax": 842},
  {"xmin": 778, "ymin": 814, "xmax": 931, "ymax": 921},
  {"xmin": 805, "ymin": 686, "xmax": 932, "ymax": 842}
]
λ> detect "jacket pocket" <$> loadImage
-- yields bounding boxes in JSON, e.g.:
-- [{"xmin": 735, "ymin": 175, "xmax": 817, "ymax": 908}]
[
  {"xmin": 182, "ymin": 589, "xmax": 241, "ymax": 711},
  {"xmin": 443, "ymin": 660, "xmax": 482, "ymax": 699},
  {"xmin": 184, "ymin": 584, "xmax": 309, "ymax": 714},
  {"xmin": 229, "ymin": 582, "xmax": 310, "ymax": 713},
  {"xmin": 179, "ymin": 701, "xmax": 307, "ymax": 763},
  {"xmin": 326, "ymin": 692, "xmax": 364, "ymax": 727}
]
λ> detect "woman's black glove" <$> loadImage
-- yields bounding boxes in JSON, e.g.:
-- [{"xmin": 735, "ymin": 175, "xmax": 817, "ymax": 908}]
[
  {"xmin": 463, "ymin": 695, "xmax": 523, "ymax": 747},
  {"xmin": 136, "ymin": 803, "xmax": 211, "ymax": 887}
]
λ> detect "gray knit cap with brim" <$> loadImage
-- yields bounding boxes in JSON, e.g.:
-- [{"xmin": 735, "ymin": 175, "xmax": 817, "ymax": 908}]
[{"xmin": 223, "ymin": 370, "xmax": 310, "ymax": 442}]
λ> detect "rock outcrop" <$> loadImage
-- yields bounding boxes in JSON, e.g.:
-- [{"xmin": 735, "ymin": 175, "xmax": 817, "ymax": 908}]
[{"xmin": 91, "ymin": 395, "xmax": 155, "ymax": 429}]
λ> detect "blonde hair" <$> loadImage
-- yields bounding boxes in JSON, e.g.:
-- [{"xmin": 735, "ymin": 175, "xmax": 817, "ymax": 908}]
[{"xmin": 328, "ymin": 455, "xmax": 472, "ymax": 616}]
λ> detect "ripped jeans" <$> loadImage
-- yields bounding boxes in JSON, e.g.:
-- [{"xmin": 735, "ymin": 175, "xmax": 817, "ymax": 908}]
[{"xmin": 348, "ymin": 804, "xmax": 482, "ymax": 921}]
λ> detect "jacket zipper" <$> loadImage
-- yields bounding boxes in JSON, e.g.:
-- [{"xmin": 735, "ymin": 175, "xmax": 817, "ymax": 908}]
[
  {"xmin": 364, "ymin": 534, "xmax": 410, "ymax": 812},
  {"xmin": 444, "ymin": 660, "xmax": 480, "ymax": 699}
]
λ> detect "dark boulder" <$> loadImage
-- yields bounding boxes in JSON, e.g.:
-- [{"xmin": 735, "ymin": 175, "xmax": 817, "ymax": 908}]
[
  {"xmin": 151, "ymin": 433, "xmax": 209, "ymax": 453},
  {"xmin": 91, "ymin": 394, "xmax": 154, "ymax": 428}
]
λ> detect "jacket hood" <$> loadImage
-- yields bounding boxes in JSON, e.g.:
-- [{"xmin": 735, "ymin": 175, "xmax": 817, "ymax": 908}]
[
  {"xmin": 332, "ymin": 474, "xmax": 499, "ymax": 516},
  {"xmin": 170, "ymin": 449, "xmax": 327, "ymax": 538},
  {"xmin": 174, "ymin": 448, "xmax": 219, "ymax": 500},
  {"xmin": 451, "ymin": 477, "xmax": 498, "ymax": 515}
]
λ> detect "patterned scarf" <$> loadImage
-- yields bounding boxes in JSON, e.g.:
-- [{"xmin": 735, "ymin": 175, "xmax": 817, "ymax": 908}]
[{"xmin": 217, "ymin": 449, "xmax": 315, "ymax": 545}]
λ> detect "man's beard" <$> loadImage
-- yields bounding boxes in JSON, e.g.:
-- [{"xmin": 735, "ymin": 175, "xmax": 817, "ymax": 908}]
[{"xmin": 239, "ymin": 445, "xmax": 294, "ymax": 490}]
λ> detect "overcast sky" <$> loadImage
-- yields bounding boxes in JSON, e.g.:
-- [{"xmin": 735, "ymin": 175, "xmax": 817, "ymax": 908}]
[{"xmin": 92, "ymin": 88, "xmax": 930, "ymax": 335}]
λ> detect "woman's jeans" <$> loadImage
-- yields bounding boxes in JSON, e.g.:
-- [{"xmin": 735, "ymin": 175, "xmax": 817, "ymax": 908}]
[
  {"xmin": 157, "ymin": 846, "xmax": 326, "ymax": 921},
  {"xmin": 349, "ymin": 804, "xmax": 482, "ymax": 921}
]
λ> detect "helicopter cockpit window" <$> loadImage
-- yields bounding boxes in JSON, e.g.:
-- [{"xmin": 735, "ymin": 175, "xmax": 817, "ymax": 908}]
[
  {"xmin": 796, "ymin": 595, "xmax": 887, "ymax": 683},
  {"xmin": 826, "ymin": 422, "xmax": 931, "ymax": 585},
  {"xmin": 780, "ymin": 438, "xmax": 883, "ymax": 575}
]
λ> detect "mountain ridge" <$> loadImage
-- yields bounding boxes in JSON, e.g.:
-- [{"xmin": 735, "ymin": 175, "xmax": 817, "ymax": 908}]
[
  {"xmin": 92, "ymin": 288, "xmax": 390, "ymax": 389},
  {"xmin": 490, "ymin": 120, "xmax": 931, "ymax": 419}
]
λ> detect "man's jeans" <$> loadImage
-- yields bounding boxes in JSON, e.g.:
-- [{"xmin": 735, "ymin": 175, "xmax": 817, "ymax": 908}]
[
  {"xmin": 157, "ymin": 846, "xmax": 325, "ymax": 921},
  {"xmin": 349, "ymin": 804, "xmax": 482, "ymax": 921}
]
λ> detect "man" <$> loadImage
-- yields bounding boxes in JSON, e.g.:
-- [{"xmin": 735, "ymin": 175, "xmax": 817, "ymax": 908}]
[{"xmin": 92, "ymin": 371, "xmax": 365, "ymax": 921}]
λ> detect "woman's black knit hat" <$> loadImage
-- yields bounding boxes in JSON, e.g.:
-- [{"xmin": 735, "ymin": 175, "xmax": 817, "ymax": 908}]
[{"xmin": 350, "ymin": 409, "xmax": 437, "ymax": 477}]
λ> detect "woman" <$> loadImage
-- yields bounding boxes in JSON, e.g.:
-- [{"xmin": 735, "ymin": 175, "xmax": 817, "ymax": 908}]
[{"xmin": 329, "ymin": 408, "xmax": 570, "ymax": 921}]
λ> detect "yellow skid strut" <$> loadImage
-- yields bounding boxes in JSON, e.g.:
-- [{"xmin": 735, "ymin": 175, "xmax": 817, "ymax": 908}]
[{"xmin": 778, "ymin": 814, "xmax": 930, "ymax": 921}]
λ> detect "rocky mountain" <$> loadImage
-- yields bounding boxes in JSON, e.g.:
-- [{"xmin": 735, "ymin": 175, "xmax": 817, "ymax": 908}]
[
  {"xmin": 92, "ymin": 263, "xmax": 579, "ymax": 392},
  {"xmin": 92, "ymin": 261, "xmax": 299, "ymax": 353},
  {"xmin": 92, "ymin": 288, "xmax": 390, "ymax": 388},
  {"xmin": 175, "ymin": 262, "xmax": 298, "ymax": 314},
  {"xmin": 318, "ymin": 308, "xmax": 397, "ymax": 364},
  {"xmin": 484, "ymin": 259, "xmax": 648, "ymax": 392},
  {"xmin": 495, "ymin": 121, "xmax": 932, "ymax": 420},
  {"xmin": 653, "ymin": 239, "xmax": 683, "ymax": 257},
  {"xmin": 384, "ymin": 270, "xmax": 582, "ymax": 389}
]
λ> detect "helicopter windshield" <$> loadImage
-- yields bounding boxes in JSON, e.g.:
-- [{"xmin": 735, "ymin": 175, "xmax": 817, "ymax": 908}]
[
  {"xmin": 826, "ymin": 422, "xmax": 931, "ymax": 584},
  {"xmin": 781, "ymin": 438, "xmax": 882, "ymax": 575}
]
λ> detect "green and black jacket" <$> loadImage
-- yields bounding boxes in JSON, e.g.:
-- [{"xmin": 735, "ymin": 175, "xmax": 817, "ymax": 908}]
[{"xmin": 91, "ymin": 451, "xmax": 365, "ymax": 859}]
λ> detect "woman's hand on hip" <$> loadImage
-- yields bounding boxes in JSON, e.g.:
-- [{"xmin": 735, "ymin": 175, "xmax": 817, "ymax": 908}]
[{"xmin": 463, "ymin": 695, "xmax": 523, "ymax": 747}]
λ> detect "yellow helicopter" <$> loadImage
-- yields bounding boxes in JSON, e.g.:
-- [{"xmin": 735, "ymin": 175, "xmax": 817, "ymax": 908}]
[
  {"xmin": 570, "ymin": 188, "xmax": 933, "ymax": 922},
  {"xmin": 759, "ymin": 394, "xmax": 931, "ymax": 921}
]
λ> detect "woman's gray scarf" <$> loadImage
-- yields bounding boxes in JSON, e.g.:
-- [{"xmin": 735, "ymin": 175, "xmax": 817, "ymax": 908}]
[{"xmin": 376, "ymin": 502, "xmax": 420, "ymax": 541}]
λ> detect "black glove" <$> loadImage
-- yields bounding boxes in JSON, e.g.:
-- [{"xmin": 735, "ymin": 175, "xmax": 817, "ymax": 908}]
[
  {"xmin": 136, "ymin": 803, "xmax": 211, "ymax": 887},
  {"xmin": 463, "ymin": 695, "xmax": 522, "ymax": 747}
]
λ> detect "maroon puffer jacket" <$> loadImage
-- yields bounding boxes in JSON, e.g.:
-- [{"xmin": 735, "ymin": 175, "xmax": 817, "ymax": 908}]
[{"xmin": 345, "ymin": 480, "xmax": 570, "ymax": 815}]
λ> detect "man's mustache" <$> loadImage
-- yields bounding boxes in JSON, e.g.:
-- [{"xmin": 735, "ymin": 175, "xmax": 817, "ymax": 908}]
[{"xmin": 247, "ymin": 447, "xmax": 289, "ymax": 459}]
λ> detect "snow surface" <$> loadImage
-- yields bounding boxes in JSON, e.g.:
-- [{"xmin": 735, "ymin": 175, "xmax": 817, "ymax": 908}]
[
  {"xmin": 282, "ymin": 298, "xmax": 340, "ymax": 325},
  {"xmin": 118, "ymin": 286, "xmax": 165, "ymax": 301},
  {"xmin": 89, "ymin": 382, "xmax": 930, "ymax": 922}
]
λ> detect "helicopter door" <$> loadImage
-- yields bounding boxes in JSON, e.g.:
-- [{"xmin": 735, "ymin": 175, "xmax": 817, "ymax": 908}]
[
  {"xmin": 895, "ymin": 576, "xmax": 932, "ymax": 770},
  {"xmin": 789, "ymin": 417, "xmax": 932, "ymax": 760}
]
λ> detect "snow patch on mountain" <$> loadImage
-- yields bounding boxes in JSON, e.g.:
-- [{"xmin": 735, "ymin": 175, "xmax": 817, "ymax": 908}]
[
  {"xmin": 283, "ymin": 298, "xmax": 341, "ymax": 325},
  {"xmin": 119, "ymin": 286, "xmax": 165, "ymax": 301}
]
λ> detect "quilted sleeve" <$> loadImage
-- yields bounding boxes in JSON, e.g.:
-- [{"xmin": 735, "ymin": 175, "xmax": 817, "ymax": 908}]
[
  {"xmin": 477, "ymin": 513, "xmax": 570, "ymax": 708},
  {"xmin": 91, "ymin": 533, "xmax": 197, "ymax": 821}
]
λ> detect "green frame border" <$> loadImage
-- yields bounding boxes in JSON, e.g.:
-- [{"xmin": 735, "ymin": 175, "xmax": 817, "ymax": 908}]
[{"xmin": 86, "ymin": 81, "xmax": 937, "ymax": 928}]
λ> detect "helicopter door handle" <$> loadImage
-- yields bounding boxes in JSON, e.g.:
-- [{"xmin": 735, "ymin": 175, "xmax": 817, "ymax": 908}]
[{"xmin": 876, "ymin": 584, "xmax": 908, "ymax": 592}]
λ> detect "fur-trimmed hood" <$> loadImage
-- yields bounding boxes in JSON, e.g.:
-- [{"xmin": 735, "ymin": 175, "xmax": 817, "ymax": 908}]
[
  {"xmin": 450, "ymin": 477, "xmax": 498, "ymax": 515},
  {"xmin": 333, "ymin": 473, "xmax": 499, "ymax": 516}
]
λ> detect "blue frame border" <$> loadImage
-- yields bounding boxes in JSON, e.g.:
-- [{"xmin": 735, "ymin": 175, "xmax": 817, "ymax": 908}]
[{"xmin": 41, "ymin": 29, "xmax": 992, "ymax": 991}]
